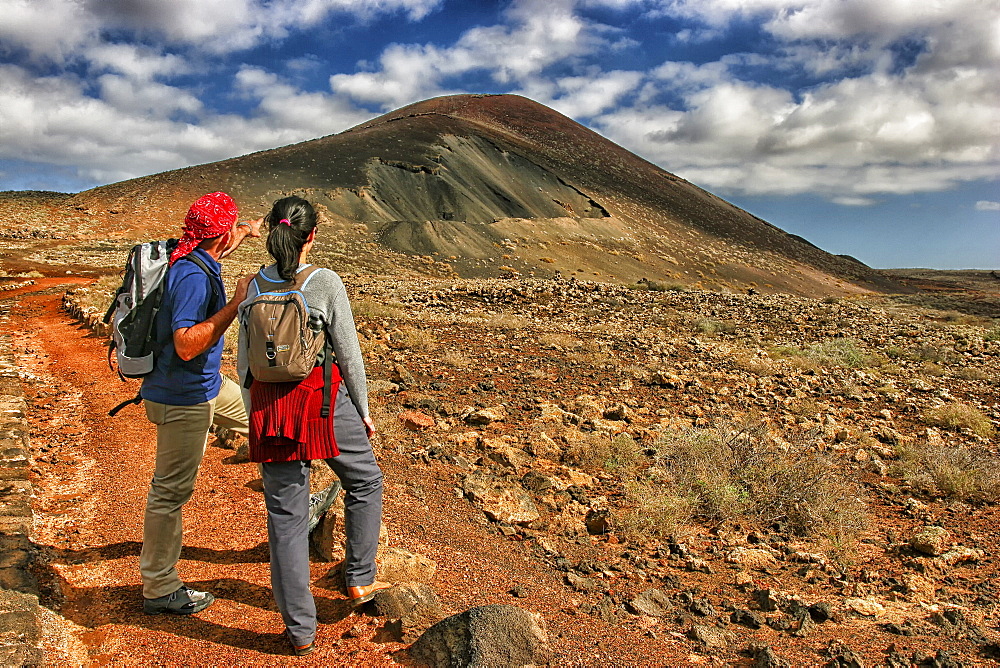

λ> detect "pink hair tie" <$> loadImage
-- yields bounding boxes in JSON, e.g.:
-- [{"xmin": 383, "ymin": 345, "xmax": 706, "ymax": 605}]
[{"xmin": 279, "ymin": 218, "xmax": 291, "ymax": 226}]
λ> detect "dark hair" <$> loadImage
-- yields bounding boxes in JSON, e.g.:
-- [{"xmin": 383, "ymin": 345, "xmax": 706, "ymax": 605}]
[{"xmin": 265, "ymin": 196, "xmax": 318, "ymax": 280}]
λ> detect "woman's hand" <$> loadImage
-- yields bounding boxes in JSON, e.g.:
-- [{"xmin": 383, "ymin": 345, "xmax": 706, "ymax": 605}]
[{"xmin": 363, "ymin": 416, "xmax": 376, "ymax": 439}]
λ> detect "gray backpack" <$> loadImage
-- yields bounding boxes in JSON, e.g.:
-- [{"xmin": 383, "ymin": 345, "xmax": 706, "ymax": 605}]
[{"xmin": 103, "ymin": 239, "xmax": 218, "ymax": 415}]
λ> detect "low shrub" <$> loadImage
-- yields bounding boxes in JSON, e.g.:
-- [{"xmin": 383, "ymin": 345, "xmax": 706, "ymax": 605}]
[
  {"xmin": 954, "ymin": 367, "xmax": 989, "ymax": 381},
  {"xmin": 538, "ymin": 332, "xmax": 582, "ymax": 350},
  {"xmin": 353, "ymin": 297, "xmax": 406, "ymax": 320},
  {"xmin": 625, "ymin": 418, "xmax": 867, "ymax": 550},
  {"xmin": 390, "ymin": 325, "xmax": 437, "ymax": 352},
  {"xmin": 693, "ymin": 318, "xmax": 737, "ymax": 335},
  {"xmin": 605, "ymin": 434, "xmax": 642, "ymax": 472},
  {"xmin": 894, "ymin": 442, "xmax": 1000, "ymax": 501},
  {"xmin": 770, "ymin": 338, "xmax": 872, "ymax": 369},
  {"xmin": 439, "ymin": 349, "xmax": 470, "ymax": 368},
  {"xmin": 621, "ymin": 480, "xmax": 694, "ymax": 539},
  {"xmin": 69, "ymin": 275, "xmax": 120, "ymax": 313},
  {"xmin": 563, "ymin": 434, "xmax": 611, "ymax": 472},
  {"xmin": 923, "ymin": 403, "xmax": 995, "ymax": 439}
]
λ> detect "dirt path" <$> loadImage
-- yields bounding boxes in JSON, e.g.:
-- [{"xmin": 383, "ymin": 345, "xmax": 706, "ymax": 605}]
[{"xmin": 9, "ymin": 282, "xmax": 411, "ymax": 665}]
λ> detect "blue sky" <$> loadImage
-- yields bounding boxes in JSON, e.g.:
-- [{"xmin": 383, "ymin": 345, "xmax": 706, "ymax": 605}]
[{"xmin": 1, "ymin": 0, "xmax": 997, "ymax": 269}]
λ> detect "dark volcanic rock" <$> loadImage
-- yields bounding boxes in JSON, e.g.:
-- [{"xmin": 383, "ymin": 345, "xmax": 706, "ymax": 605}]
[{"xmin": 410, "ymin": 604, "xmax": 550, "ymax": 668}]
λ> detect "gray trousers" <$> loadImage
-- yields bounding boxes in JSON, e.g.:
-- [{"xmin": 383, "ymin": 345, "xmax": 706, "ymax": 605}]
[
  {"xmin": 261, "ymin": 384, "xmax": 383, "ymax": 646},
  {"xmin": 141, "ymin": 376, "xmax": 249, "ymax": 599}
]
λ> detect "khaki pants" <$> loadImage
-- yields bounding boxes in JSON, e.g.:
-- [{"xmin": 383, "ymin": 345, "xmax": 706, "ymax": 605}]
[{"xmin": 140, "ymin": 376, "xmax": 248, "ymax": 599}]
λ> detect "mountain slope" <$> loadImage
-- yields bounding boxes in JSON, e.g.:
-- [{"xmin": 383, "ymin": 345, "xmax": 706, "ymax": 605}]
[{"xmin": 58, "ymin": 94, "xmax": 900, "ymax": 295}]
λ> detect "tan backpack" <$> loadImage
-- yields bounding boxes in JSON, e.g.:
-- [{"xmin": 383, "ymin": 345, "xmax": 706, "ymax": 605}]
[{"xmin": 245, "ymin": 265, "xmax": 327, "ymax": 385}]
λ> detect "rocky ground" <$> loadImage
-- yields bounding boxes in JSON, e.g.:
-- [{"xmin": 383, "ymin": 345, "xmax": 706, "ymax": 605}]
[{"xmin": 34, "ymin": 268, "xmax": 999, "ymax": 666}]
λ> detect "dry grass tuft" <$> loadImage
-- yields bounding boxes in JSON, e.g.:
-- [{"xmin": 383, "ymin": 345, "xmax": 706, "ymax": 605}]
[
  {"xmin": 538, "ymin": 332, "xmax": 582, "ymax": 350},
  {"xmin": 563, "ymin": 434, "xmax": 611, "ymax": 472},
  {"xmin": 621, "ymin": 481, "xmax": 694, "ymax": 540},
  {"xmin": 922, "ymin": 402, "xmax": 995, "ymax": 439},
  {"xmin": 693, "ymin": 318, "xmax": 737, "ymax": 335},
  {"xmin": 480, "ymin": 313, "xmax": 530, "ymax": 330},
  {"xmin": 893, "ymin": 442, "xmax": 1000, "ymax": 501},
  {"xmin": 439, "ymin": 349, "xmax": 471, "ymax": 367},
  {"xmin": 622, "ymin": 418, "xmax": 867, "ymax": 553},
  {"xmin": 606, "ymin": 434, "xmax": 642, "ymax": 472},
  {"xmin": 390, "ymin": 325, "xmax": 437, "ymax": 352},
  {"xmin": 353, "ymin": 297, "xmax": 406, "ymax": 321},
  {"xmin": 770, "ymin": 337, "xmax": 872, "ymax": 369}
]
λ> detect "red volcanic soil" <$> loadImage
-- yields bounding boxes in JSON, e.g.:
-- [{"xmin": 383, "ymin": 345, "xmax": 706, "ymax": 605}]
[{"xmin": 7, "ymin": 280, "xmax": 693, "ymax": 665}]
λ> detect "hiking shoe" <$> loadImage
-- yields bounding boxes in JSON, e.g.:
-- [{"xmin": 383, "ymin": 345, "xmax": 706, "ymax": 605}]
[
  {"xmin": 143, "ymin": 586, "xmax": 215, "ymax": 615},
  {"xmin": 347, "ymin": 581, "xmax": 392, "ymax": 607},
  {"xmin": 286, "ymin": 629, "xmax": 316, "ymax": 656},
  {"xmin": 307, "ymin": 481, "xmax": 342, "ymax": 532}
]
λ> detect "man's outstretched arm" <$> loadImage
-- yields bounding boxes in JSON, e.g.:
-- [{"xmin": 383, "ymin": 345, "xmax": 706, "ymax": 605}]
[
  {"xmin": 218, "ymin": 218, "xmax": 263, "ymax": 260},
  {"xmin": 174, "ymin": 274, "xmax": 253, "ymax": 361}
]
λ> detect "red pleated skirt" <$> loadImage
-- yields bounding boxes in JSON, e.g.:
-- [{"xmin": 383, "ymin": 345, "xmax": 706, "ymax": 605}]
[{"xmin": 248, "ymin": 364, "xmax": 342, "ymax": 462}]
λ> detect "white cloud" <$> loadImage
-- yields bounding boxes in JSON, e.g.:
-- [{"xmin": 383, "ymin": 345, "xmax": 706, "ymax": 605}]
[
  {"xmin": 0, "ymin": 0, "xmax": 444, "ymax": 63},
  {"xmin": 331, "ymin": 0, "xmax": 611, "ymax": 109},
  {"xmin": 516, "ymin": 69, "xmax": 644, "ymax": 119},
  {"xmin": 86, "ymin": 43, "xmax": 191, "ymax": 80},
  {"xmin": 0, "ymin": 63, "xmax": 374, "ymax": 187},
  {"xmin": 976, "ymin": 201, "xmax": 1000, "ymax": 211},
  {"xmin": 831, "ymin": 196, "xmax": 877, "ymax": 206},
  {"xmin": 586, "ymin": 0, "xmax": 1000, "ymax": 199},
  {"xmin": 0, "ymin": 0, "xmax": 96, "ymax": 63},
  {"xmin": 92, "ymin": 0, "xmax": 444, "ymax": 53},
  {"xmin": 235, "ymin": 66, "xmax": 373, "ymax": 133}
]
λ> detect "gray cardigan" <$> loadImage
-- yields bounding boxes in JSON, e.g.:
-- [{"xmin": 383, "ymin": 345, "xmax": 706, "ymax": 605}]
[{"xmin": 237, "ymin": 263, "xmax": 371, "ymax": 420}]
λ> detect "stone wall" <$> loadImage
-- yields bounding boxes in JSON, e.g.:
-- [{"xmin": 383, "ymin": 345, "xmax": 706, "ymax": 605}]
[{"xmin": 0, "ymin": 299, "xmax": 43, "ymax": 665}]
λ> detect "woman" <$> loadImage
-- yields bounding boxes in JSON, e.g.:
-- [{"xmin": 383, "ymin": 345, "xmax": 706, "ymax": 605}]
[{"xmin": 237, "ymin": 196, "xmax": 389, "ymax": 656}]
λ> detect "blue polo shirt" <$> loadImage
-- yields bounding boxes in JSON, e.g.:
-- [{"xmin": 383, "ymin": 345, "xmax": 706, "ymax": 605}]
[{"xmin": 140, "ymin": 249, "xmax": 226, "ymax": 406}]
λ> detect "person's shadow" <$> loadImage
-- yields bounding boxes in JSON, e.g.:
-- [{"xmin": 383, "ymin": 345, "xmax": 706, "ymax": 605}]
[
  {"xmin": 37, "ymin": 540, "xmax": 360, "ymax": 655},
  {"xmin": 43, "ymin": 540, "xmax": 270, "ymax": 565}
]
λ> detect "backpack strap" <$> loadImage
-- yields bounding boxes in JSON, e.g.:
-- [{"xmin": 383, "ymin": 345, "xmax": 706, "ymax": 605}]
[
  {"xmin": 108, "ymin": 391, "xmax": 143, "ymax": 417},
  {"xmin": 320, "ymin": 338, "xmax": 333, "ymax": 418},
  {"xmin": 183, "ymin": 254, "xmax": 223, "ymax": 314}
]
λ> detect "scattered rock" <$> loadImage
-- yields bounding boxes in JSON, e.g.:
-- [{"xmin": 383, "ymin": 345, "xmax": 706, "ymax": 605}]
[
  {"xmin": 939, "ymin": 546, "xmax": 984, "ymax": 566},
  {"xmin": 510, "ymin": 585, "xmax": 529, "ymax": 598},
  {"xmin": 911, "ymin": 525, "xmax": 951, "ymax": 556},
  {"xmin": 731, "ymin": 609, "xmax": 764, "ymax": 629},
  {"xmin": 844, "ymin": 597, "xmax": 884, "ymax": 617},
  {"xmin": 370, "ymin": 583, "xmax": 444, "ymax": 643},
  {"xmin": 627, "ymin": 588, "xmax": 673, "ymax": 617},
  {"xmin": 462, "ymin": 473, "xmax": 541, "ymax": 525},
  {"xmin": 824, "ymin": 640, "xmax": 866, "ymax": 668},
  {"xmin": 752, "ymin": 645, "xmax": 791, "ymax": 668},
  {"xmin": 753, "ymin": 589, "xmax": 782, "ymax": 612},
  {"xmin": 726, "ymin": 547, "xmax": 778, "ymax": 570},
  {"xmin": 400, "ymin": 410, "xmax": 436, "ymax": 431},
  {"xmin": 410, "ymin": 604, "xmax": 550, "ymax": 668},
  {"xmin": 687, "ymin": 624, "xmax": 735, "ymax": 649},
  {"xmin": 565, "ymin": 573, "xmax": 608, "ymax": 593},
  {"xmin": 485, "ymin": 444, "xmax": 533, "ymax": 470},
  {"xmin": 464, "ymin": 406, "xmax": 507, "ymax": 426},
  {"xmin": 584, "ymin": 508, "xmax": 611, "ymax": 535},
  {"xmin": 378, "ymin": 547, "xmax": 437, "ymax": 583}
]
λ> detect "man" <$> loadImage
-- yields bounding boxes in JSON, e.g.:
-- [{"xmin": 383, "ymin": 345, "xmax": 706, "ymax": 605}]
[{"xmin": 139, "ymin": 191, "xmax": 260, "ymax": 615}]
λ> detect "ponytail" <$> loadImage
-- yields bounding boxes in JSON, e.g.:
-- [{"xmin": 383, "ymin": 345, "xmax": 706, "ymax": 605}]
[{"xmin": 265, "ymin": 196, "xmax": 318, "ymax": 280}]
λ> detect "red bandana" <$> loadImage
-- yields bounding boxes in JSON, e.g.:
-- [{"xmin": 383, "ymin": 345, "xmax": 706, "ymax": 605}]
[{"xmin": 169, "ymin": 192, "xmax": 239, "ymax": 265}]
